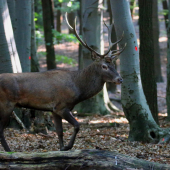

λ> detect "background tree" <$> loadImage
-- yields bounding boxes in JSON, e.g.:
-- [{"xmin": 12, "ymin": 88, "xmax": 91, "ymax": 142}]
[
  {"xmin": 56, "ymin": 0, "xmax": 62, "ymax": 33},
  {"xmin": 14, "ymin": 0, "xmax": 32, "ymax": 72},
  {"xmin": 130, "ymin": 0, "xmax": 136, "ymax": 19},
  {"xmin": 153, "ymin": 0, "xmax": 163, "ymax": 82},
  {"xmin": 106, "ymin": 0, "xmax": 117, "ymax": 94},
  {"xmin": 111, "ymin": 0, "xmax": 169, "ymax": 143},
  {"xmin": 139, "ymin": 0, "xmax": 158, "ymax": 123},
  {"xmin": 162, "ymin": 0, "xmax": 168, "ymax": 31},
  {"xmin": 41, "ymin": 0, "xmax": 56, "ymax": 70},
  {"xmin": 0, "ymin": 0, "xmax": 23, "ymax": 129},
  {"xmin": 75, "ymin": 0, "xmax": 119, "ymax": 115},
  {"xmin": 31, "ymin": 0, "xmax": 39, "ymax": 72},
  {"xmin": 0, "ymin": 0, "xmax": 22, "ymax": 74},
  {"xmin": 166, "ymin": 0, "xmax": 170, "ymax": 119}
]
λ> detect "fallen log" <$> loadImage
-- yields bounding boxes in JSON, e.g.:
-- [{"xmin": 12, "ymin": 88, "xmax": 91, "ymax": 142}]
[{"xmin": 0, "ymin": 149, "xmax": 169, "ymax": 170}]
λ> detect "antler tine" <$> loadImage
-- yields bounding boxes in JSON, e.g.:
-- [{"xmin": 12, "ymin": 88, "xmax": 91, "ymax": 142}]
[
  {"xmin": 65, "ymin": 12, "xmax": 74, "ymax": 30},
  {"xmin": 111, "ymin": 43, "xmax": 127, "ymax": 60},
  {"xmin": 65, "ymin": 12, "xmax": 86, "ymax": 47},
  {"xmin": 102, "ymin": 22, "xmax": 124, "ymax": 58},
  {"xmin": 104, "ymin": 22, "xmax": 113, "ymax": 48}
]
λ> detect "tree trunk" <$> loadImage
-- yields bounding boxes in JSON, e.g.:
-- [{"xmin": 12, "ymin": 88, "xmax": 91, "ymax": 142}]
[
  {"xmin": 75, "ymin": 0, "xmax": 120, "ymax": 115},
  {"xmin": 0, "ymin": 150, "xmax": 170, "ymax": 170},
  {"xmin": 0, "ymin": 0, "xmax": 22, "ymax": 74},
  {"xmin": 31, "ymin": 0, "xmax": 39, "ymax": 72},
  {"xmin": 0, "ymin": 0, "xmax": 23, "ymax": 130},
  {"xmin": 41, "ymin": 0, "xmax": 56, "ymax": 70},
  {"xmin": 78, "ymin": 0, "xmax": 83, "ymax": 70},
  {"xmin": 110, "ymin": 0, "xmax": 169, "ymax": 143},
  {"xmin": 56, "ymin": 2, "xmax": 61, "ymax": 33},
  {"xmin": 139, "ymin": 0, "xmax": 158, "ymax": 123},
  {"xmin": 106, "ymin": 4, "xmax": 117, "ymax": 93},
  {"xmin": 14, "ymin": 0, "xmax": 32, "ymax": 72},
  {"xmin": 107, "ymin": 0, "xmax": 112, "ymax": 25},
  {"xmin": 166, "ymin": 0, "xmax": 170, "ymax": 120},
  {"xmin": 6, "ymin": 0, "xmax": 16, "ymax": 29},
  {"xmin": 152, "ymin": 0, "xmax": 163, "ymax": 82},
  {"xmin": 162, "ymin": 0, "xmax": 168, "ymax": 31},
  {"xmin": 130, "ymin": 0, "xmax": 136, "ymax": 19}
]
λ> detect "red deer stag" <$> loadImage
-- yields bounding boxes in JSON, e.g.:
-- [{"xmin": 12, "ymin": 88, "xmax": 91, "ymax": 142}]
[{"xmin": 0, "ymin": 14, "xmax": 126, "ymax": 151}]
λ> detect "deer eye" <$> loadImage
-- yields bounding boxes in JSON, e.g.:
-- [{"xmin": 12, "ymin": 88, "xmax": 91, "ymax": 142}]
[{"xmin": 102, "ymin": 64, "xmax": 108, "ymax": 70}]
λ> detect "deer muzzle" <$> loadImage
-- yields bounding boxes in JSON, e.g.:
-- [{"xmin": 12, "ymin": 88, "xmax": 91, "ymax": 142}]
[{"xmin": 115, "ymin": 77, "xmax": 123, "ymax": 84}]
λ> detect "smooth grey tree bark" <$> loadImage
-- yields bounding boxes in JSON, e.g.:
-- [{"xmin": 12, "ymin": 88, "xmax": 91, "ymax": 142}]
[
  {"xmin": 14, "ymin": 0, "xmax": 32, "ymax": 72},
  {"xmin": 110, "ymin": 0, "xmax": 169, "ymax": 143},
  {"xmin": 6, "ymin": 0, "xmax": 15, "ymax": 29},
  {"xmin": 166, "ymin": 0, "xmax": 170, "ymax": 120},
  {"xmin": 75, "ymin": 0, "xmax": 119, "ymax": 115},
  {"xmin": 0, "ymin": 0, "xmax": 23, "ymax": 130},
  {"xmin": 106, "ymin": 0, "xmax": 117, "ymax": 93},
  {"xmin": 0, "ymin": 0, "xmax": 22, "ymax": 74}
]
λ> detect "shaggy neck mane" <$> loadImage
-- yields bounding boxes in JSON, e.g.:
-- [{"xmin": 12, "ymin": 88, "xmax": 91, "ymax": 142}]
[{"xmin": 73, "ymin": 62, "xmax": 104, "ymax": 101}]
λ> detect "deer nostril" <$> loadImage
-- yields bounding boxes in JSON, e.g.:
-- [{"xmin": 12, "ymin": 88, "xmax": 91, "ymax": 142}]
[{"xmin": 118, "ymin": 78, "xmax": 123, "ymax": 83}]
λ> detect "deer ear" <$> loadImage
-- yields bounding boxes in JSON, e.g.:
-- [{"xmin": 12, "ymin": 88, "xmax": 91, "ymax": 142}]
[
  {"xmin": 91, "ymin": 51, "xmax": 97, "ymax": 60},
  {"xmin": 102, "ymin": 64, "xmax": 108, "ymax": 70}
]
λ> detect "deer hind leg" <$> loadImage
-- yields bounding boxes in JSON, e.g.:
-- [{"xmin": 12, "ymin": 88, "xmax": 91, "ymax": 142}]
[
  {"xmin": 57, "ymin": 108, "xmax": 79, "ymax": 151},
  {"xmin": 0, "ymin": 111, "xmax": 13, "ymax": 152}
]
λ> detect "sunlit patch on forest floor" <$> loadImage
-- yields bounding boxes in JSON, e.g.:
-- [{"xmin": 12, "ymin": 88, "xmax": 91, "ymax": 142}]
[{"xmin": 1, "ymin": 112, "xmax": 170, "ymax": 164}]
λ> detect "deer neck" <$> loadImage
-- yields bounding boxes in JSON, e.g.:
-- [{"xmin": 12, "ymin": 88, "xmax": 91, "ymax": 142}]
[{"xmin": 75, "ymin": 63, "xmax": 104, "ymax": 101}]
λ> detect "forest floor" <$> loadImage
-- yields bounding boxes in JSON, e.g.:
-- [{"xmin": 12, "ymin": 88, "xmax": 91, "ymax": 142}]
[{"xmin": 1, "ymin": 7, "xmax": 170, "ymax": 166}]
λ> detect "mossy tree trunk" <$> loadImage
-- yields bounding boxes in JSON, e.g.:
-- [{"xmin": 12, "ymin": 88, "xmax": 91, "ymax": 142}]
[
  {"xmin": 110, "ymin": 0, "xmax": 170, "ymax": 143},
  {"xmin": 1, "ymin": 150, "xmax": 170, "ymax": 170}
]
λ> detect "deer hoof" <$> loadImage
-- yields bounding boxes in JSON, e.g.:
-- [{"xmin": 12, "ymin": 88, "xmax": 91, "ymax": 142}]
[{"xmin": 60, "ymin": 146, "xmax": 71, "ymax": 151}]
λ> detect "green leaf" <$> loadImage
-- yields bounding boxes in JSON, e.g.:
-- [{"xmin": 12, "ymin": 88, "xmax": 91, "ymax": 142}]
[
  {"xmin": 55, "ymin": 55, "xmax": 77, "ymax": 66},
  {"xmin": 53, "ymin": 30, "xmax": 79, "ymax": 43}
]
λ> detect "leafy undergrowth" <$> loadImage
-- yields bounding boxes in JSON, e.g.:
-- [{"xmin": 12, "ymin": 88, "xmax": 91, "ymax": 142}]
[{"xmin": 1, "ymin": 112, "xmax": 170, "ymax": 164}]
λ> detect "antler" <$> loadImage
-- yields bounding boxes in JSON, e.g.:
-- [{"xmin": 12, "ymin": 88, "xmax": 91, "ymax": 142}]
[
  {"xmin": 104, "ymin": 22, "xmax": 126, "ymax": 62},
  {"xmin": 65, "ymin": 13, "xmax": 116, "ymax": 60},
  {"xmin": 65, "ymin": 12, "xmax": 126, "ymax": 61}
]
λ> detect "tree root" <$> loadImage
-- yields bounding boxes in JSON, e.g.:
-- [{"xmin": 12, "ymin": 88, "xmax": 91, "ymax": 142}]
[{"xmin": 103, "ymin": 84, "xmax": 121, "ymax": 112}]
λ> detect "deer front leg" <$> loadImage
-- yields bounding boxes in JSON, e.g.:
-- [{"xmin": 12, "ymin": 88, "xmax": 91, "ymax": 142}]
[
  {"xmin": 56, "ymin": 108, "xmax": 80, "ymax": 151},
  {"xmin": 52, "ymin": 113, "xmax": 64, "ymax": 149}
]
